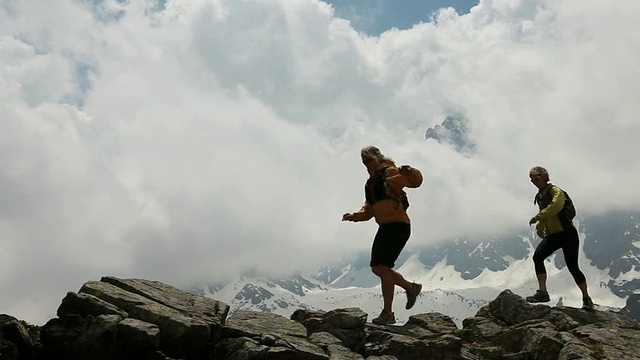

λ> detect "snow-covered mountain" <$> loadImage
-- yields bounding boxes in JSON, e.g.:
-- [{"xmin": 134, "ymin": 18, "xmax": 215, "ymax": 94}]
[
  {"xmin": 191, "ymin": 210, "xmax": 639, "ymax": 327},
  {"xmin": 582, "ymin": 211, "xmax": 640, "ymax": 297},
  {"xmin": 425, "ymin": 115, "xmax": 476, "ymax": 156},
  {"xmin": 191, "ymin": 271, "xmax": 494, "ymax": 327}
]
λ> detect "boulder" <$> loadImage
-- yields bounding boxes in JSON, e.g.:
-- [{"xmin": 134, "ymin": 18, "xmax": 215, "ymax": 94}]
[
  {"xmin": 460, "ymin": 289, "xmax": 640, "ymax": 359},
  {"xmin": 292, "ymin": 308, "xmax": 367, "ymax": 352},
  {"xmin": 307, "ymin": 332, "xmax": 364, "ymax": 360},
  {"xmin": 216, "ymin": 310, "xmax": 328, "ymax": 359},
  {"xmin": 57, "ymin": 291, "xmax": 128, "ymax": 319},
  {"xmin": 0, "ymin": 315, "xmax": 37, "ymax": 360},
  {"xmin": 79, "ymin": 276, "xmax": 229, "ymax": 359}
]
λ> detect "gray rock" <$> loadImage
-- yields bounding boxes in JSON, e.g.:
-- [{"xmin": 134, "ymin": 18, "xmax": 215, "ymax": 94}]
[
  {"xmin": 218, "ymin": 310, "xmax": 328, "ymax": 360},
  {"xmin": 80, "ymin": 276, "xmax": 228, "ymax": 359},
  {"xmin": 487, "ymin": 289, "xmax": 552, "ymax": 325},
  {"xmin": 405, "ymin": 313, "xmax": 458, "ymax": 335},
  {"xmin": 1, "ymin": 318, "xmax": 35, "ymax": 360},
  {"xmin": 460, "ymin": 317, "xmax": 503, "ymax": 341},
  {"xmin": 293, "ymin": 307, "xmax": 368, "ymax": 353},
  {"xmin": 117, "ymin": 317, "xmax": 160, "ymax": 351},
  {"xmin": 4, "ymin": 278, "xmax": 640, "ymax": 360},
  {"xmin": 75, "ymin": 314, "xmax": 121, "ymax": 360},
  {"xmin": 223, "ymin": 310, "xmax": 308, "ymax": 338},
  {"xmin": 308, "ymin": 331, "xmax": 364, "ymax": 359},
  {"xmin": 461, "ymin": 289, "xmax": 640, "ymax": 359},
  {"xmin": 101, "ymin": 276, "xmax": 229, "ymax": 329},
  {"xmin": 620, "ymin": 293, "xmax": 640, "ymax": 322},
  {"xmin": 57, "ymin": 291, "xmax": 128, "ymax": 318}
]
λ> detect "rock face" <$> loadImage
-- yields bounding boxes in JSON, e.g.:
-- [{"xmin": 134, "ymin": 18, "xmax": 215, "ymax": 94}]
[
  {"xmin": 620, "ymin": 293, "xmax": 640, "ymax": 323},
  {"xmin": 41, "ymin": 276, "xmax": 230, "ymax": 360},
  {"xmin": 2, "ymin": 278, "xmax": 640, "ymax": 360}
]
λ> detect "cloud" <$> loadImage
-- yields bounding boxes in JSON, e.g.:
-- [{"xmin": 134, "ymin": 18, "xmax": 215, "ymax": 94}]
[{"xmin": 1, "ymin": 0, "xmax": 639, "ymax": 323}]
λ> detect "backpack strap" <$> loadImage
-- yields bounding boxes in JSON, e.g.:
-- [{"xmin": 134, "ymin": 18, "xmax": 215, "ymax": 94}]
[
  {"xmin": 365, "ymin": 166, "xmax": 388, "ymax": 205},
  {"xmin": 382, "ymin": 167, "xmax": 407, "ymax": 210},
  {"xmin": 534, "ymin": 184, "xmax": 553, "ymax": 206}
]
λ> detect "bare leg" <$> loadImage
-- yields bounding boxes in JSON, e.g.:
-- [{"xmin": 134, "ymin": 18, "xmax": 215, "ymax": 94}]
[
  {"xmin": 577, "ymin": 281, "xmax": 590, "ymax": 298},
  {"xmin": 372, "ymin": 265, "xmax": 412, "ymax": 313},
  {"xmin": 537, "ymin": 273, "xmax": 548, "ymax": 293}
]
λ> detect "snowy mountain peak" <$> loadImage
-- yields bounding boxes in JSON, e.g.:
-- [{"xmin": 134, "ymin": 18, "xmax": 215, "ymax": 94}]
[{"xmin": 425, "ymin": 115, "xmax": 476, "ymax": 155}]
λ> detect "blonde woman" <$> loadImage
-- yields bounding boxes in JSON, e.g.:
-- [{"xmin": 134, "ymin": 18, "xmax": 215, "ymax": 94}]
[{"xmin": 342, "ymin": 146, "xmax": 423, "ymax": 325}]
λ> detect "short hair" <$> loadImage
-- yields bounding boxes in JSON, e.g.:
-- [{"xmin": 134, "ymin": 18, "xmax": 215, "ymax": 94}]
[{"xmin": 529, "ymin": 166, "xmax": 549, "ymax": 181}]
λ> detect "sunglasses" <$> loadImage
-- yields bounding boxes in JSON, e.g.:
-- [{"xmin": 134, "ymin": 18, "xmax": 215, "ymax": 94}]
[{"xmin": 362, "ymin": 158, "xmax": 376, "ymax": 165}]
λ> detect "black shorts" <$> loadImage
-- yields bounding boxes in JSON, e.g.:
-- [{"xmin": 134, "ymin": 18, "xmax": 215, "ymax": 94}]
[{"xmin": 370, "ymin": 222, "xmax": 411, "ymax": 268}]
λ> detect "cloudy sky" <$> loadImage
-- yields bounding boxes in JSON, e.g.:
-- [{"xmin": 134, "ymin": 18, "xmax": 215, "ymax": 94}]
[
  {"xmin": 2, "ymin": 0, "xmax": 640, "ymax": 324},
  {"xmin": 327, "ymin": 0, "xmax": 478, "ymax": 35}
]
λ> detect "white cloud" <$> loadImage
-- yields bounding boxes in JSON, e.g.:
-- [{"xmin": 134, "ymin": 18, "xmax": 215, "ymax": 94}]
[{"xmin": 1, "ymin": 0, "xmax": 639, "ymax": 324}]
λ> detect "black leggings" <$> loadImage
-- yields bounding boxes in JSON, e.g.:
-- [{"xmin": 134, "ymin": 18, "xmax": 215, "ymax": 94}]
[{"xmin": 532, "ymin": 226, "xmax": 586, "ymax": 285}]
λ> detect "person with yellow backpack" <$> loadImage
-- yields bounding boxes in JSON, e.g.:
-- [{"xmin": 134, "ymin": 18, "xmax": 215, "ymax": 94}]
[{"xmin": 527, "ymin": 166, "xmax": 594, "ymax": 311}]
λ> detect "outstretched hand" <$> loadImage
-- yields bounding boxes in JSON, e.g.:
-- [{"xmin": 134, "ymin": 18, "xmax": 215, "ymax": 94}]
[
  {"xmin": 342, "ymin": 213, "xmax": 355, "ymax": 222},
  {"xmin": 529, "ymin": 216, "xmax": 538, "ymax": 225}
]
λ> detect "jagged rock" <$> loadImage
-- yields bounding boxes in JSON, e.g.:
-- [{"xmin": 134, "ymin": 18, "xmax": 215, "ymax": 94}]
[
  {"xmin": 364, "ymin": 323, "xmax": 463, "ymax": 360},
  {"xmin": 223, "ymin": 310, "xmax": 307, "ymax": 338},
  {"xmin": 117, "ymin": 317, "xmax": 160, "ymax": 353},
  {"xmin": 486, "ymin": 289, "xmax": 552, "ymax": 325},
  {"xmin": 76, "ymin": 314, "xmax": 120, "ymax": 359},
  {"xmin": 216, "ymin": 310, "xmax": 328, "ymax": 359},
  {"xmin": 460, "ymin": 317, "xmax": 503, "ymax": 342},
  {"xmin": 37, "ymin": 276, "xmax": 228, "ymax": 360},
  {"xmin": 0, "ymin": 338, "xmax": 19, "ymax": 360},
  {"xmin": 292, "ymin": 307, "xmax": 367, "ymax": 353},
  {"xmin": 57, "ymin": 291, "xmax": 128, "ymax": 319},
  {"xmin": 461, "ymin": 289, "xmax": 640, "ymax": 359},
  {"xmin": 401, "ymin": 313, "xmax": 458, "ymax": 337},
  {"xmin": 40, "ymin": 314, "xmax": 86, "ymax": 359},
  {"xmin": 307, "ymin": 332, "xmax": 364, "ymax": 359},
  {"xmin": 495, "ymin": 320, "xmax": 561, "ymax": 356},
  {"xmin": 79, "ymin": 276, "xmax": 229, "ymax": 359},
  {"xmin": 3, "ymin": 279, "xmax": 640, "ymax": 360},
  {"xmin": 619, "ymin": 293, "xmax": 640, "ymax": 322},
  {"xmin": 361, "ymin": 313, "xmax": 462, "ymax": 359},
  {"xmin": 0, "ymin": 315, "xmax": 36, "ymax": 360},
  {"xmin": 557, "ymin": 341, "xmax": 595, "ymax": 360}
]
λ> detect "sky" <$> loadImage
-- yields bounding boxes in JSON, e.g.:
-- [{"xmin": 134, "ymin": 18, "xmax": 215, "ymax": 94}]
[
  {"xmin": 1, "ymin": 0, "xmax": 640, "ymax": 324},
  {"xmin": 325, "ymin": 0, "xmax": 479, "ymax": 35}
]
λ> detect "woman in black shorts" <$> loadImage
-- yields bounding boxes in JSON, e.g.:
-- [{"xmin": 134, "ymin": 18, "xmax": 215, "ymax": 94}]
[{"xmin": 342, "ymin": 146, "xmax": 423, "ymax": 324}]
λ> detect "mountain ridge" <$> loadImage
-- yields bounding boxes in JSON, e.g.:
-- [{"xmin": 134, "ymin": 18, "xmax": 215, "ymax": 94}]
[{"xmin": 195, "ymin": 209, "xmax": 640, "ymax": 325}]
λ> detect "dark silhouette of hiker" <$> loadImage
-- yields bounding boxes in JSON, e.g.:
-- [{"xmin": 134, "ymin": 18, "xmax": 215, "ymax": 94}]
[
  {"xmin": 527, "ymin": 166, "xmax": 593, "ymax": 310},
  {"xmin": 342, "ymin": 146, "xmax": 423, "ymax": 324}
]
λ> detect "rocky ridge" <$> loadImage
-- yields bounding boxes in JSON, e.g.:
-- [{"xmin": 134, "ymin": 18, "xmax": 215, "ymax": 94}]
[{"xmin": 1, "ymin": 276, "xmax": 639, "ymax": 360}]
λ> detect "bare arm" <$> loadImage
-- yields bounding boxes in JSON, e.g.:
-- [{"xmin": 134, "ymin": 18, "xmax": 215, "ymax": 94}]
[
  {"xmin": 385, "ymin": 166, "xmax": 423, "ymax": 191},
  {"xmin": 343, "ymin": 202, "xmax": 373, "ymax": 222}
]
